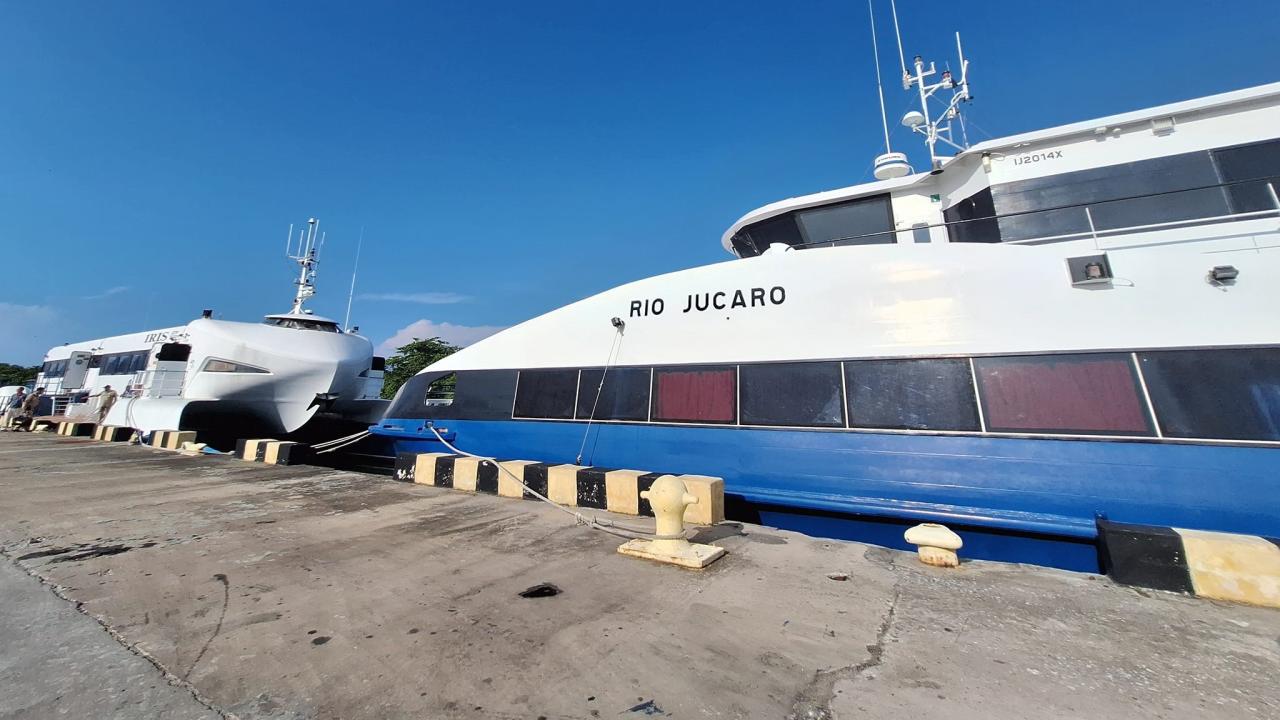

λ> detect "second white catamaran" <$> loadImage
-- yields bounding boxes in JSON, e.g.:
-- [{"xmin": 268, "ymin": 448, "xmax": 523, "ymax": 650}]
[{"xmin": 35, "ymin": 219, "xmax": 386, "ymax": 437}]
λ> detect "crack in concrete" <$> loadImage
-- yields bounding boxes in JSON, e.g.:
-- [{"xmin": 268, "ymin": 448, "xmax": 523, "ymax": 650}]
[
  {"xmin": 1, "ymin": 541, "xmax": 235, "ymax": 720},
  {"xmin": 786, "ymin": 577, "xmax": 903, "ymax": 720}
]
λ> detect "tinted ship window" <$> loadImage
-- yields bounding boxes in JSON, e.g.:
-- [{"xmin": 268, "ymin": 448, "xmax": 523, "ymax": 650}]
[
  {"xmin": 974, "ymin": 354, "xmax": 1153, "ymax": 435},
  {"xmin": 740, "ymin": 362, "xmax": 844, "ymax": 427},
  {"xmin": 796, "ymin": 195, "xmax": 895, "ymax": 247},
  {"xmin": 846, "ymin": 359, "xmax": 980, "ymax": 431},
  {"xmin": 651, "ymin": 366, "xmax": 736, "ymax": 424},
  {"xmin": 1138, "ymin": 348, "xmax": 1280, "ymax": 441},
  {"xmin": 944, "ymin": 188, "xmax": 1001, "ymax": 244},
  {"xmin": 577, "ymin": 367, "xmax": 650, "ymax": 421},
  {"xmin": 1212, "ymin": 139, "xmax": 1280, "ymax": 214},
  {"xmin": 729, "ymin": 194, "xmax": 895, "ymax": 256},
  {"xmin": 388, "ymin": 369, "xmax": 517, "ymax": 421},
  {"xmin": 450, "ymin": 370, "xmax": 518, "ymax": 420},
  {"xmin": 990, "ymin": 150, "xmax": 1230, "ymax": 242},
  {"xmin": 514, "ymin": 369, "xmax": 578, "ymax": 420}
]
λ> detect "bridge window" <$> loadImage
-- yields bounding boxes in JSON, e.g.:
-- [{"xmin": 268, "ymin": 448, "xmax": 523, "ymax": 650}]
[
  {"xmin": 729, "ymin": 194, "xmax": 895, "ymax": 256},
  {"xmin": 797, "ymin": 196, "xmax": 895, "ymax": 247},
  {"xmin": 651, "ymin": 366, "xmax": 736, "ymax": 423},
  {"xmin": 974, "ymin": 354, "xmax": 1153, "ymax": 435},
  {"xmin": 740, "ymin": 362, "xmax": 844, "ymax": 427},
  {"xmin": 577, "ymin": 367, "xmax": 650, "ymax": 421},
  {"xmin": 1138, "ymin": 348, "xmax": 1280, "ymax": 441},
  {"xmin": 846, "ymin": 359, "xmax": 980, "ymax": 431}
]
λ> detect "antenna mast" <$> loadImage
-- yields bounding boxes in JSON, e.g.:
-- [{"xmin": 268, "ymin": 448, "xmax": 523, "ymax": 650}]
[
  {"xmin": 869, "ymin": 0, "xmax": 911, "ymax": 180},
  {"xmin": 343, "ymin": 226, "xmax": 364, "ymax": 332},
  {"xmin": 868, "ymin": 0, "xmax": 892, "ymax": 154},
  {"xmin": 287, "ymin": 217, "xmax": 321, "ymax": 314},
  {"xmin": 889, "ymin": 0, "xmax": 973, "ymax": 172}
]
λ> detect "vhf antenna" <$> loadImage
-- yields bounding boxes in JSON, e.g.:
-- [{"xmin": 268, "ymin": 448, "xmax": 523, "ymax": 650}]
[
  {"xmin": 343, "ymin": 226, "xmax": 364, "ymax": 332},
  {"xmin": 286, "ymin": 217, "xmax": 321, "ymax": 314},
  {"xmin": 869, "ymin": 0, "xmax": 911, "ymax": 180},
  {"xmin": 889, "ymin": 0, "xmax": 973, "ymax": 172}
]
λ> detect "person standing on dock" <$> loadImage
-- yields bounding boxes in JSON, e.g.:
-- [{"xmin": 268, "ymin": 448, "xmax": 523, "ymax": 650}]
[
  {"xmin": 94, "ymin": 385, "xmax": 118, "ymax": 423},
  {"xmin": 16, "ymin": 388, "xmax": 44, "ymax": 431},
  {"xmin": 2, "ymin": 387, "xmax": 26, "ymax": 429}
]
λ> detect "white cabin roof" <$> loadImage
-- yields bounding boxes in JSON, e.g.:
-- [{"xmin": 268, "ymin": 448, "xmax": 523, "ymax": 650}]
[
  {"xmin": 263, "ymin": 311, "xmax": 340, "ymax": 324},
  {"xmin": 720, "ymin": 81, "xmax": 1280, "ymax": 254}
]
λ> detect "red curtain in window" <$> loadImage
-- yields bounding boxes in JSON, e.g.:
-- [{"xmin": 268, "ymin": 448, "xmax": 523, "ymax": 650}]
[
  {"xmin": 654, "ymin": 369, "xmax": 735, "ymax": 423},
  {"xmin": 978, "ymin": 357, "xmax": 1151, "ymax": 433}
]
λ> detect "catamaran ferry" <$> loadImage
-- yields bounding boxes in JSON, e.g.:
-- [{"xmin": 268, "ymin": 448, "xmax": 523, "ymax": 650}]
[
  {"xmin": 35, "ymin": 219, "xmax": 386, "ymax": 439},
  {"xmin": 370, "ymin": 29, "xmax": 1279, "ymax": 571}
]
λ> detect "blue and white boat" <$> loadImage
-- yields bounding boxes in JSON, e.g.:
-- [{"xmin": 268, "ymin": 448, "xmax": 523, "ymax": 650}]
[{"xmin": 370, "ymin": 31, "xmax": 1280, "ymax": 572}]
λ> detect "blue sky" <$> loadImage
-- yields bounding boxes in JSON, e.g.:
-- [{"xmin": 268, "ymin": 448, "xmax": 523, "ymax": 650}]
[{"xmin": 1, "ymin": 1, "xmax": 1276, "ymax": 364}]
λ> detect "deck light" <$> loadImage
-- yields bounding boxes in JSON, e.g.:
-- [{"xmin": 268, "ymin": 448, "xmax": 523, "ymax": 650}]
[
  {"xmin": 611, "ymin": 317, "xmax": 625, "ymax": 330},
  {"xmin": 201, "ymin": 309, "xmax": 213, "ymax": 318}
]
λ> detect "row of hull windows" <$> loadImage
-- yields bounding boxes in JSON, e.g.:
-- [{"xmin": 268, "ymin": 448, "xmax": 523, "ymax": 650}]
[
  {"xmin": 392, "ymin": 348, "xmax": 1280, "ymax": 442},
  {"xmin": 90, "ymin": 351, "xmax": 149, "ymax": 376},
  {"xmin": 945, "ymin": 138, "xmax": 1280, "ymax": 244},
  {"xmin": 41, "ymin": 352, "xmax": 150, "ymax": 378}
]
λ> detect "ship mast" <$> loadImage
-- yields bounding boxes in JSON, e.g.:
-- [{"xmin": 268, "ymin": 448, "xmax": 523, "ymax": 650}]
[
  {"xmin": 889, "ymin": 0, "xmax": 973, "ymax": 172},
  {"xmin": 286, "ymin": 217, "xmax": 322, "ymax": 314}
]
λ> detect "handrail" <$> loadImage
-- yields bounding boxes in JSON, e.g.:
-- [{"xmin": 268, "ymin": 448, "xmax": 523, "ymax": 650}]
[{"xmin": 737, "ymin": 177, "xmax": 1280, "ymax": 254}]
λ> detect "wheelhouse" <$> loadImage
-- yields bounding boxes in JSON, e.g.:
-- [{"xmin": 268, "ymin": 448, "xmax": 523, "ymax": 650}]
[{"xmin": 724, "ymin": 84, "xmax": 1280, "ymax": 257}]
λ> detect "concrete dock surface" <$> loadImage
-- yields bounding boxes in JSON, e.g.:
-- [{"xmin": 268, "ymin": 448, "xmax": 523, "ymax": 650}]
[{"xmin": 0, "ymin": 432, "xmax": 1276, "ymax": 720}]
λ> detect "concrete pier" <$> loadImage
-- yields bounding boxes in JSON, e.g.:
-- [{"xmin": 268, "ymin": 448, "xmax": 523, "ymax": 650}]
[{"xmin": 0, "ymin": 432, "xmax": 1276, "ymax": 719}]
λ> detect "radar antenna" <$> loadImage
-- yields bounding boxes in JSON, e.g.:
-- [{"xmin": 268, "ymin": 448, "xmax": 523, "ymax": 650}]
[
  {"xmin": 888, "ymin": 0, "xmax": 973, "ymax": 172},
  {"xmin": 286, "ymin": 217, "xmax": 321, "ymax": 314}
]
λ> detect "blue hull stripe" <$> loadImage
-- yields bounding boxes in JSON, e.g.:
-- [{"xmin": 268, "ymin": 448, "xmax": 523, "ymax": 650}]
[{"xmin": 372, "ymin": 418, "xmax": 1280, "ymax": 567}]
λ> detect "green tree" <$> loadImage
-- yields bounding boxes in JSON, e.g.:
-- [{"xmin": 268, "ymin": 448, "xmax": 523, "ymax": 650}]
[
  {"xmin": 0, "ymin": 363, "xmax": 40, "ymax": 387},
  {"xmin": 381, "ymin": 337, "xmax": 460, "ymax": 399}
]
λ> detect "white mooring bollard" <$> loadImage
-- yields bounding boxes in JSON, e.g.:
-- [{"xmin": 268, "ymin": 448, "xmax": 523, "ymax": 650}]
[{"xmin": 904, "ymin": 523, "xmax": 964, "ymax": 568}]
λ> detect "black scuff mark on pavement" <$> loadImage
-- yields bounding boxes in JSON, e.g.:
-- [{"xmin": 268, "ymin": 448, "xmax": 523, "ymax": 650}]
[
  {"xmin": 626, "ymin": 698, "xmax": 667, "ymax": 715},
  {"xmin": 183, "ymin": 573, "xmax": 231, "ymax": 681},
  {"xmin": 17, "ymin": 540, "xmax": 158, "ymax": 563}
]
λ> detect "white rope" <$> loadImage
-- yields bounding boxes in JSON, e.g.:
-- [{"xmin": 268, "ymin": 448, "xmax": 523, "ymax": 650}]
[
  {"xmin": 428, "ymin": 425, "xmax": 658, "ymax": 540},
  {"xmin": 313, "ymin": 431, "xmax": 370, "ymax": 455},
  {"xmin": 311, "ymin": 429, "xmax": 370, "ymax": 450}
]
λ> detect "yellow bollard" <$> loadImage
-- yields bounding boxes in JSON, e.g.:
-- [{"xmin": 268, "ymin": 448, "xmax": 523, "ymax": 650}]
[{"xmin": 617, "ymin": 475, "xmax": 726, "ymax": 569}]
